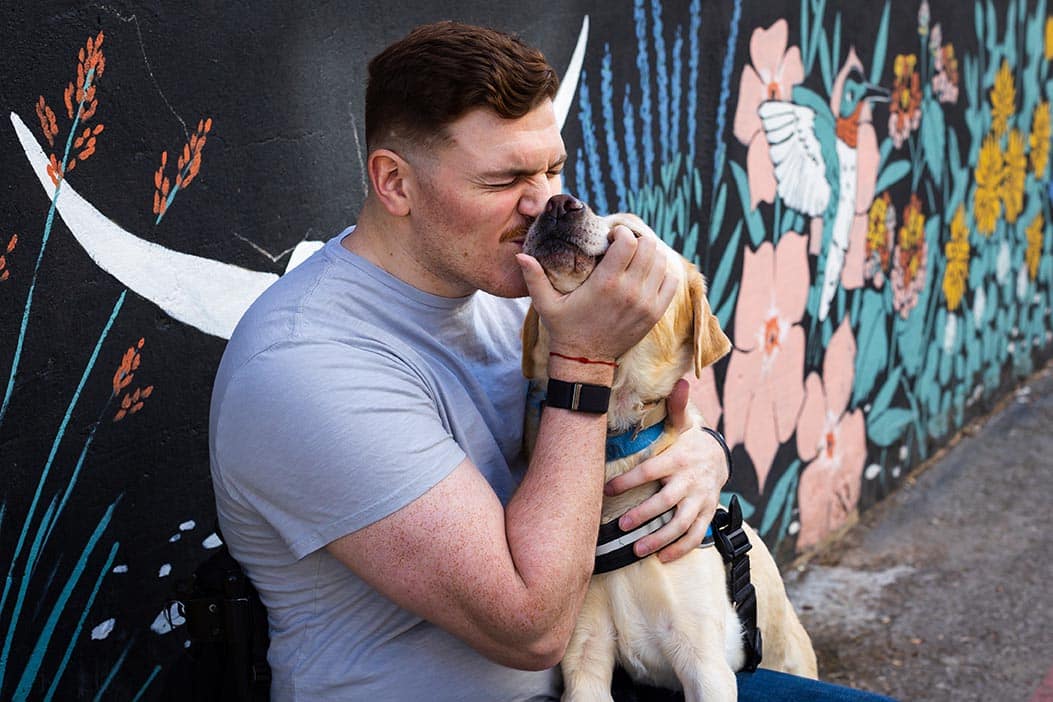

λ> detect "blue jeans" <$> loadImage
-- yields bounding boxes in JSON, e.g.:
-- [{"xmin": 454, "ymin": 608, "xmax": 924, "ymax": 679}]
[
  {"xmin": 610, "ymin": 666, "xmax": 899, "ymax": 701},
  {"xmin": 738, "ymin": 669, "xmax": 898, "ymax": 701}
]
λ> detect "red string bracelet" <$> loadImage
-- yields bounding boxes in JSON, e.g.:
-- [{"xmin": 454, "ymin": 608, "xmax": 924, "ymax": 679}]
[{"xmin": 549, "ymin": 351, "xmax": 618, "ymax": 368}]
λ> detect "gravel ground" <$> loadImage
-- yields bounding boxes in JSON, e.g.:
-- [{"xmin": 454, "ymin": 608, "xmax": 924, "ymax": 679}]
[{"xmin": 783, "ymin": 361, "xmax": 1053, "ymax": 702}]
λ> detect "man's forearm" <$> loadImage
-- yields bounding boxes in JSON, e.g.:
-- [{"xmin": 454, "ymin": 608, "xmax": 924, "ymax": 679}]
[{"xmin": 502, "ymin": 356, "xmax": 613, "ymax": 655}]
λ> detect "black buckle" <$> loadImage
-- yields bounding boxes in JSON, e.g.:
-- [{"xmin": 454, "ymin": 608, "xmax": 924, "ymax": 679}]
[
  {"xmin": 711, "ymin": 495, "xmax": 764, "ymax": 672},
  {"xmin": 712, "ymin": 497, "xmax": 752, "ymax": 561}
]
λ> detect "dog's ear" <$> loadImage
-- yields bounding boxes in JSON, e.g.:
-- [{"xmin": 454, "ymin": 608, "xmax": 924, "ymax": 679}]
[
  {"xmin": 689, "ymin": 271, "xmax": 732, "ymax": 377},
  {"xmin": 521, "ymin": 305, "xmax": 540, "ymax": 378}
]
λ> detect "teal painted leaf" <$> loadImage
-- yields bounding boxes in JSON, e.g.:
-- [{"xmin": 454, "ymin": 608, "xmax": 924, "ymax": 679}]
[
  {"xmin": 920, "ymin": 99, "xmax": 946, "ymax": 188},
  {"xmin": 852, "ymin": 289, "xmax": 890, "ymax": 404},
  {"xmin": 760, "ymin": 461, "xmax": 800, "ymax": 538},
  {"xmin": 812, "ymin": 38, "xmax": 829, "ymax": 95},
  {"xmin": 729, "ymin": 160, "xmax": 766, "ymax": 246},
  {"xmin": 870, "ymin": 1, "xmax": 891, "ymax": 85},
  {"xmin": 869, "ymin": 366, "xmax": 902, "ymax": 418},
  {"xmin": 874, "ymin": 160, "xmax": 911, "ymax": 194},
  {"xmin": 708, "ymin": 181, "xmax": 728, "ymax": 243},
  {"xmin": 710, "ymin": 219, "xmax": 741, "ymax": 312},
  {"xmin": 868, "ymin": 407, "xmax": 915, "ymax": 447}
]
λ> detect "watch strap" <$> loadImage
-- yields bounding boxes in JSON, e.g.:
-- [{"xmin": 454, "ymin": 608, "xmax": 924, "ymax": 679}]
[{"xmin": 545, "ymin": 378, "xmax": 611, "ymax": 414}]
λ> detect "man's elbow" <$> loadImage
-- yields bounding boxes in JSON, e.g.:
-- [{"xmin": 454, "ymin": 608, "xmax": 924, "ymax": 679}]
[{"xmin": 502, "ymin": 629, "xmax": 570, "ymax": 671}]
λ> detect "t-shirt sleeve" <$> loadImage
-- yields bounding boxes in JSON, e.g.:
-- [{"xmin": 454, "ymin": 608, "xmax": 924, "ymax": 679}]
[{"xmin": 213, "ymin": 339, "xmax": 466, "ymax": 560}]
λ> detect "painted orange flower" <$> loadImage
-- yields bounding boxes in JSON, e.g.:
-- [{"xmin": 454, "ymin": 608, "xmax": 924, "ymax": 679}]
[
  {"xmin": 795, "ymin": 320, "xmax": 866, "ymax": 550},
  {"xmin": 890, "ymin": 194, "xmax": 928, "ymax": 318},
  {"xmin": 888, "ymin": 54, "xmax": 921, "ymax": 148},
  {"xmin": 43, "ymin": 32, "xmax": 107, "ymax": 186},
  {"xmin": 722, "ymin": 232, "xmax": 809, "ymax": 490},
  {"xmin": 35, "ymin": 97, "xmax": 59, "ymax": 147},
  {"xmin": 64, "ymin": 32, "xmax": 106, "ymax": 121},
  {"xmin": 0, "ymin": 234, "xmax": 17, "ymax": 283},
  {"xmin": 112, "ymin": 338, "xmax": 144, "ymax": 396},
  {"xmin": 932, "ymin": 44, "xmax": 959, "ymax": 104},
  {"xmin": 153, "ymin": 117, "xmax": 213, "ymax": 222},
  {"xmin": 943, "ymin": 204, "xmax": 970, "ymax": 311},
  {"xmin": 733, "ymin": 20, "xmax": 805, "ymax": 209},
  {"xmin": 114, "ymin": 385, "xmax": 154, "ymax": 423}
]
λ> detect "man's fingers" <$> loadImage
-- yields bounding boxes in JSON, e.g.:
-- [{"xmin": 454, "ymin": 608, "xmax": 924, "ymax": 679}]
[
  {"xmin": 665, "ymin": 379, "xmax": 693, "ymax": 433},
  {"xmin": 655, "ymin": 514, "xmax": 715, "ymax": 562},
  {"xmin": 516, "ymin": 253, "xmax": 557, "ymax": 307}
]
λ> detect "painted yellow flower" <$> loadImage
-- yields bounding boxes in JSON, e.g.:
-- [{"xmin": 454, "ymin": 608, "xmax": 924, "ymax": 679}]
[
  {"xmin": 943, "ymin": 204, "xmax": 970, "ymax": 310},
  {"xmin": 1002, "ymin": 129, "xmax": 1026, "ymax": 224},
  {"xmin": 1026, "ymin": 212, "xmax": 1044, "ymax": 280},
  {"xmin": 1031, "ymin": 101, "xmax": 1050, "ymax": 177},
  {"xmin": 864, "ymin": 192, "xmax": 895, "ymax": 287},
  {"xmin": 990, "ymin": 59, "xmax": 1016, "ymax": 138},
  {"xmin": 974, "ymin": 134, "xmax": 1004, "ymax": 235}
]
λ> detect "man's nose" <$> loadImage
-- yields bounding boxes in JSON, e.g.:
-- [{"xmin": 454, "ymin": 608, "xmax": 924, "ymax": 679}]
[
  {"xmin": 518, "ymin": 179, "xmax": 558, "ymax": 219},
  {"xmin": 544, "ymin": 194, "xmax": 584, "ymax": 220}
]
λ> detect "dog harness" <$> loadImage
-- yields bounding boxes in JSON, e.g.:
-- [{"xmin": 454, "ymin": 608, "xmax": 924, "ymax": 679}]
[{"xmin": 592, "ymin": 417, "xmax": 764, "ymax": 672}]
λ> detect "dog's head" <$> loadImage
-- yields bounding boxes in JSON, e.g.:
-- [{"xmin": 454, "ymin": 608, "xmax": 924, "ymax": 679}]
[{"xmin": 521, "ymin": 194, "xmax": 731, "ymax": 431}]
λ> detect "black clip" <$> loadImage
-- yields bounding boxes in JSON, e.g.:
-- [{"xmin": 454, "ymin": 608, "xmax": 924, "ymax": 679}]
[{"xmin": 712, "ymin": 496, "xmax": 753, "ymax": 561}]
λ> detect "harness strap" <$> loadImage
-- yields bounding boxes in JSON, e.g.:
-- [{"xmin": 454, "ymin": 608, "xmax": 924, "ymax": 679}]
[
  {"xmin": 711, "ymin": 495, "xmax": 763, "ymax": 672},
  {"xmin": 594, "ymin": 510, "xmax": 674, "ymax": 574}
]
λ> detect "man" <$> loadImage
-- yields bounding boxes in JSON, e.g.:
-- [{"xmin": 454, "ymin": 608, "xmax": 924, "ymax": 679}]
[{"xmin": 210, "ymin": 21, "xmax": 893, "ymax": 702}]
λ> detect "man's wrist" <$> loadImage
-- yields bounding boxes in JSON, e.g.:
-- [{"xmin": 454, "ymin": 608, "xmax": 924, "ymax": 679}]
[
  {"xmin": 545, "ymin": 378, "xmax": 610, "ymax": 414},
  {"xmin": 545, "ymin": 354, "xmax": 616, "ymax": 386},
  {"xmin": 699, "ymin": 426, "xmax": 733, "ymax": 486}
]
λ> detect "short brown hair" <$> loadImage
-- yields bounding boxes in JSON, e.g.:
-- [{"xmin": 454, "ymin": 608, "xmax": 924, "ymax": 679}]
[{"xmin": 365, "ymin": 21, "xmax": 560, "ymax": 151}]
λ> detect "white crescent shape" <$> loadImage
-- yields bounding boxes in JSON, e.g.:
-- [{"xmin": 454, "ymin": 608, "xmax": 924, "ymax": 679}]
[
  {"xmin": 554, "ymin": 16, "xmax": 589, "ymax": 130},
  {"xmin": 9, "ymin": 16, "xmax": 590, "ymax": 340}
]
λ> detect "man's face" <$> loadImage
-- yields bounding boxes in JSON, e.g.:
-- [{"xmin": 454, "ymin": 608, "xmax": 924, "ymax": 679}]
[{"xmin": 407, "ymin": 100, "xmax": 566, "ymax": 298}]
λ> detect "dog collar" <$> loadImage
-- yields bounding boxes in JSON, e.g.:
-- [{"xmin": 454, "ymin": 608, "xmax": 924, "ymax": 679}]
[
  {"xmin": 604, "ymin": 400, "xmax": 668, "ymax": 461},
  {"xmin": 605, "ymin": 422, "xmax": 665, "ymax": 461}
]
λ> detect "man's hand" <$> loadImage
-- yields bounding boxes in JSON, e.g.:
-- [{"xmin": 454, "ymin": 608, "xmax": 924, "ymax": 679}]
[
  {"xmin": 602, "ymin": 378, "xmax": 729, "ymax": 562},
  {"xmin": 516, "ymin": 225, "xmax": 681, "ymax": 362}
]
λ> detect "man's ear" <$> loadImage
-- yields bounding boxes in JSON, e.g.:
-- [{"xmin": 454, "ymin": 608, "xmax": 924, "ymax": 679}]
[
  {"xmin": 367, "ymin": 148, "xmax": 412, "ymax": 217},
  {"xmin": 521, "ymin": 306, "xmax": 540, "ymax": 379},
  {"xmin": 690, "ymin": 271, "xmax": 732, "ymax": 377}
]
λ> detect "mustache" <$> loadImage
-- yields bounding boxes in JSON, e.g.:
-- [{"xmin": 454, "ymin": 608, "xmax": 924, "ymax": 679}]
[{"xmin": 499, "ymin": 223, "xmax": 531, "ymax": 243}]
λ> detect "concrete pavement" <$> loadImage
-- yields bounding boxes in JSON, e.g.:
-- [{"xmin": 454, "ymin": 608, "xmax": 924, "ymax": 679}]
[{"xmin": 784, "ymin": 360, "xmax": 1053, "ymax": 701}]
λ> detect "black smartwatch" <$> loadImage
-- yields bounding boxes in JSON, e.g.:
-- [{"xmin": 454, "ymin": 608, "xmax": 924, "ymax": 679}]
[{"xmin": 544, "ymin": 378, "xmax": 611, "ymax": 414}]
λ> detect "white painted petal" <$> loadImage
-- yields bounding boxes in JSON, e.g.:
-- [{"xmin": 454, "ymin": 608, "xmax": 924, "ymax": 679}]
[
  {"xmin": 91, "ymin": 619, "xmax": 116, "ymax": 640},
  {"xmin": 151, "ymin": 604, "xmax": 184, "ymax": 634}
]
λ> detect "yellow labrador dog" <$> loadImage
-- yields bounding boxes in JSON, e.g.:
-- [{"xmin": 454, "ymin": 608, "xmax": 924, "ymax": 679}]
[{"xmin": 521, "ymin": 194, "xmax": 817, "ymax": 701}]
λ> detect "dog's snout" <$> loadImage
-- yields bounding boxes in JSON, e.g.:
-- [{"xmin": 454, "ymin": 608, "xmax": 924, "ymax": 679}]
[{"xmin": 545, "ymin": 194, "xmax": 584, "ymax": 220}]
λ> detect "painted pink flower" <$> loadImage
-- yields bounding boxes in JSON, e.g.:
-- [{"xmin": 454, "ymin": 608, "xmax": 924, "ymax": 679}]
[
  {"xmin": 685, "ymin": 364, "xmax": 722, "ymax": 430},
  {"xmin": 795, "ymin": 320, "xmax": 866, "ymax": 550},
  {"xmin": 722, "ymin": 232, "xmax": 809, "ymax": 490},
  {"xmin": 733, "ymin": 20, "xmax": 805, "ymax": 210}
]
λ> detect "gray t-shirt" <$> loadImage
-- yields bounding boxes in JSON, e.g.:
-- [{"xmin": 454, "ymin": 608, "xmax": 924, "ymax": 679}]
[{"xmin": 209, "ymin": 228, "xmax": 559, "ymax": 701}]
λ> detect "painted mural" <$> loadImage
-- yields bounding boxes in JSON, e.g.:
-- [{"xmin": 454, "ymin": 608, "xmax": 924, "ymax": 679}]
[{"xmin": 1, "ymin": 1, "xmax": 1050, "ymax": 699}]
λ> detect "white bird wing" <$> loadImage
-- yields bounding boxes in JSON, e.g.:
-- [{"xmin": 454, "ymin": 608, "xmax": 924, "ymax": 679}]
[{"xmin": 757, "ymin": 100, "xmax": 830, "ymax": 217}]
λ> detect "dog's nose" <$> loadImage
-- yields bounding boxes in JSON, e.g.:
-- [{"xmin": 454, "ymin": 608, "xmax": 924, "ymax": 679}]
[{"xmin": 545, "ymin": 194, "xmax": 584, "ymax": 220}]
